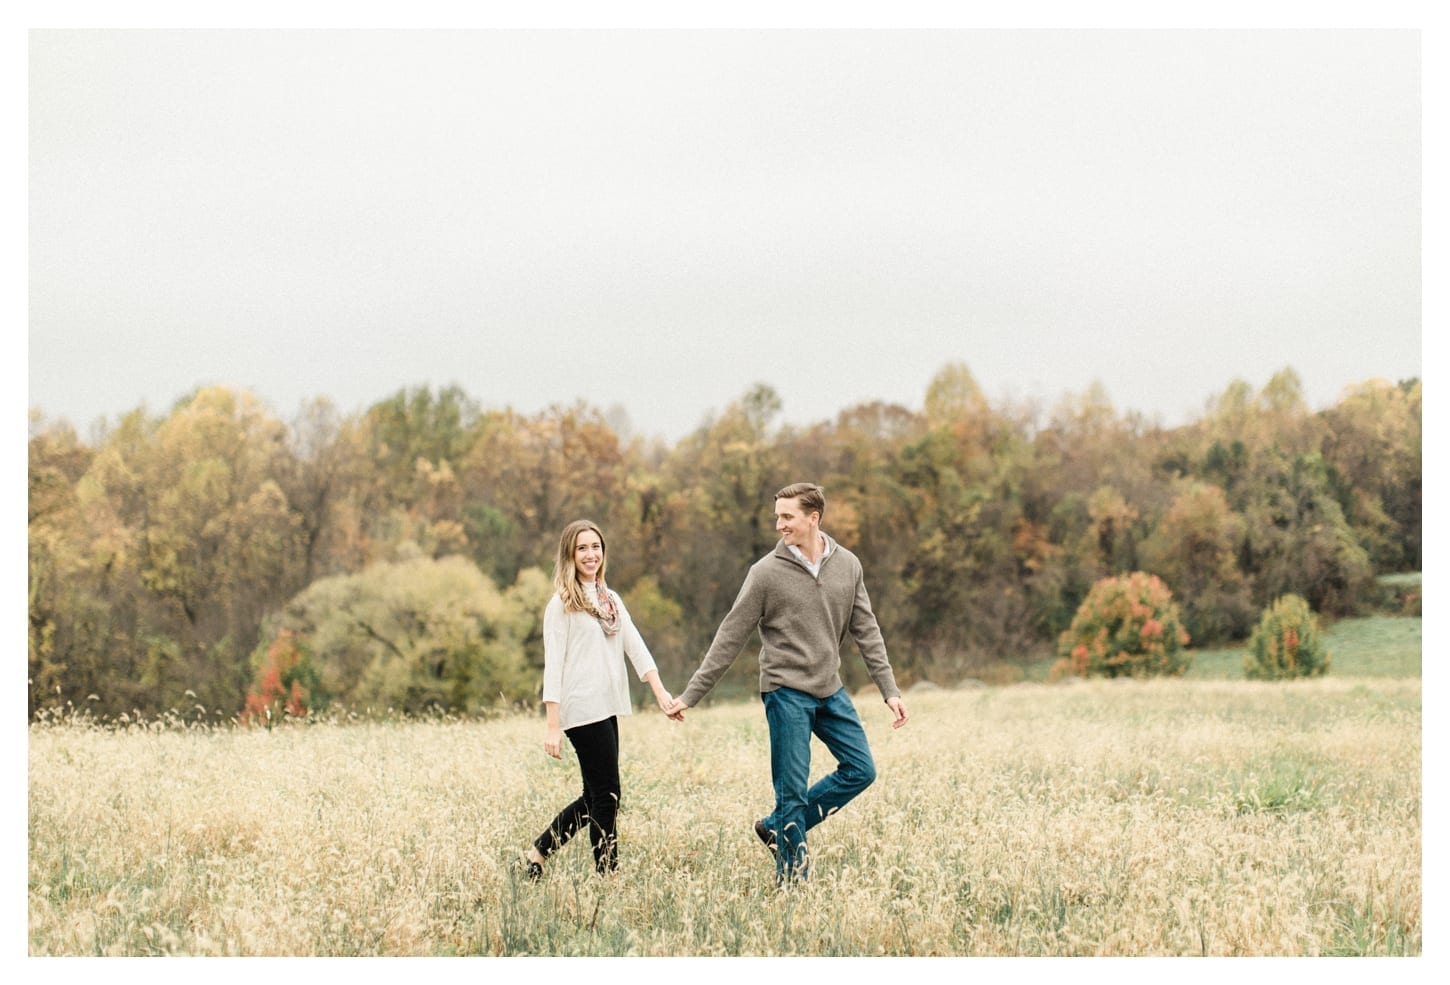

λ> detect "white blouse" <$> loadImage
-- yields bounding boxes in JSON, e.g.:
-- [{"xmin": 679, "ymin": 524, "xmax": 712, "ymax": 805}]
[{"xmin": 540, "ymin": 583, "xmax": 658, "ymax": 731}]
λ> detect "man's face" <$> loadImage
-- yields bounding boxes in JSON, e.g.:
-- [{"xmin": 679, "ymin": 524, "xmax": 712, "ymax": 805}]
[{"xmin": 774, "ymin": 497, "xmax": 819, "ymax": 549}]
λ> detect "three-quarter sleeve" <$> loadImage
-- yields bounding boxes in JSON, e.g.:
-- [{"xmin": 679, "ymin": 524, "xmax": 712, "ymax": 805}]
[
  {"xmin": 540, "ymin": 595, "xmax": 567, "ymax": 705},
  {"xmin": 615, "ymin": 594, "xmax": 659, "ymax": 681}
]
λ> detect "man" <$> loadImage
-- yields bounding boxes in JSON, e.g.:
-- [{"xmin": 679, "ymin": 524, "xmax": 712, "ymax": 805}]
[{"xmin": 668, "ymin": 481, "xmax": 908, "ymax": 885}]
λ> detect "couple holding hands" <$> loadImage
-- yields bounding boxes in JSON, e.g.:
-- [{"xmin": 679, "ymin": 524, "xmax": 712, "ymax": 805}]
[{"xmin": 519, "ymin": 482, "xmax": 909, "ymax": 887}]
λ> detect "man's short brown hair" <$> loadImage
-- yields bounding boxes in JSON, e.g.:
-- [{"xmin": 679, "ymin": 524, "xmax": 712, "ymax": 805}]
[{"xmin": 775, "ymin": 481, "xmax": 825, "ymax": 519}]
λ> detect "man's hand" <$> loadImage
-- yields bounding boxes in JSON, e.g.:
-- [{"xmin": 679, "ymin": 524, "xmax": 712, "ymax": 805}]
[{"xmin": 886, "ymin": 695, "xmax": 908, "ymax": 729}]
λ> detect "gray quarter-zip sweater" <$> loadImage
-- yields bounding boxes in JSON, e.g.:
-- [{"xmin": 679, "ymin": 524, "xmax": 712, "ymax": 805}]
[{"xmin": 678, "ymin": 533, "xmax": 902, "ymax": 707}]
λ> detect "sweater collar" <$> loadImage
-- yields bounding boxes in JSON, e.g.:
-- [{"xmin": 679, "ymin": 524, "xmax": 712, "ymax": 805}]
[{"xmin": 777, "ymin": 531, "xmax": 835, "ymax": 567}]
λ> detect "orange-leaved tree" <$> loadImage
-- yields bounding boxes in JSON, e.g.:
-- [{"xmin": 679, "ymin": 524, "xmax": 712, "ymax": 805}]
[
  {"xmin": 243, "ymin": 629, "xmax": 320, "ymax": 726},
  {"xmin": 1053, "ymin": 571, "xmax": 1191, "ymax": 680}
]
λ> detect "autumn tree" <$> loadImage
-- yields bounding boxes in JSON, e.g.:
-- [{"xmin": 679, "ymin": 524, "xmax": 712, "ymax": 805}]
[
  {"xmin": 1238, "ymin": 451, "xmax": 1374, "ymax": 616},
  {"xmin": 269, "ymin": 555, "xmax": 542, "ymax": 714},
  {"xmin": 1243, "ymin": 594, "xmax": 1331, "ymax": 680},
  {"xmin": 896, "ymin": 375, "xmax": 1050, "ymax": 677},
  {"xmin": 1028, "ymin": 384, "xmax": 1166, "ymax": 629},
  {"xmin": 1196, "ymin": 370, "xmax": 1324, "ymax": 459},
  {"xmin": 273, "ymin": 397, "xmax": 373, "ymax": 582},
  {"xmin": 1138, "ymin": 482, "xmax": 1254, "ymax": 643},
  {"xmin": 28, "ymin": 414, "xmax": 105, "ymax": 713},
  {"xmin": 1320, "ymin": 377, "xmax": 1421, "ymax": 571},
  {"xmin": 126, "ymin": 388, "xmax": 304, "ymax": 712},
  {"xmin": 1053, "ymin": 572, "xmax": 1192, "ymax": 680},
  {"xmin": 353, "ymin": 385, "xmax": 479, "ymax": 564},
  {"xmin": 29, "ymin": 389, "xmax": 307, "ymax": 717},
  {"xmin": 653, "ymin": 384, "xmax": 790, "ymax": 672},
  {"xmin": 242, "ymin": 629, "xmax": 320, "ymax": 725},
  {"xmin": 366, "ymin": 384, "xmax": 479, "ymax": 491},
  {"xmin": 776, "ymin": 401, "xmax": 926, "ymax": 684},
  {"xmin": 459, "ymin": 403, "xmax": 634, "ymax": 588}
]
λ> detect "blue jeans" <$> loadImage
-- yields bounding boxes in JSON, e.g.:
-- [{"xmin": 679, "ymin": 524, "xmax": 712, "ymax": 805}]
[{"xmin": 760, "ymin": 686, "xmax": 877, "ymax": 884}]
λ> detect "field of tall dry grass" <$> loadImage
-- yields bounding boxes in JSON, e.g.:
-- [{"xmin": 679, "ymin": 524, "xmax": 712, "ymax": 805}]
[{"xmin": 28, "ymin": 677, "xmax": 1421, "ymax": 957}]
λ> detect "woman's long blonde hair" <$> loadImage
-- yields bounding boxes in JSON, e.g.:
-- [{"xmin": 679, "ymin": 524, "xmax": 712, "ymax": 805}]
[{"xmin": 553, "ymin": 519, "xmax": 610, "ymax": 614}]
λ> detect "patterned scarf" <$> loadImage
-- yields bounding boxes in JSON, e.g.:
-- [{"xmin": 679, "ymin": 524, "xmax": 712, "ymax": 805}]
[{"xmin": 588, "ymin": 578, "xmax": 622, "ymax": 637}]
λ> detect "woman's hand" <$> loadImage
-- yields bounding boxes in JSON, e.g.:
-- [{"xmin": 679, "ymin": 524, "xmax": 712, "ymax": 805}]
[
  {"xmin": 656, "ymin": 690, "xmax": 684, "ymax": 721},
  {"xmin": 544, "ymin": 725, "xmax": 563, "ymax": 759},
  {"xmin": 642, "ymin": 671, "xmax": 683, "ymax": 721}
]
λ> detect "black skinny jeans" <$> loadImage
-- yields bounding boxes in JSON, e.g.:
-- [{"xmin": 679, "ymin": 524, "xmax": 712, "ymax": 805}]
[{"xmin": 533, "ymin": 715, "xmax": 621, "ymax": 873}]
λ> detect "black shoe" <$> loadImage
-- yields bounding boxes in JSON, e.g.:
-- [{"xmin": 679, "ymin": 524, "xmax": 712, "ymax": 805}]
[{"xmin": 754, "ymin": 819, "xmax": 777, "ymax": 857}]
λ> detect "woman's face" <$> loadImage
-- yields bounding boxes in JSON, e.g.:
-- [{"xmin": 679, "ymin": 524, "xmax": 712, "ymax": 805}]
[{"xmin": 574, "ymin": 528, "xmax": 604, "ymax": 582}]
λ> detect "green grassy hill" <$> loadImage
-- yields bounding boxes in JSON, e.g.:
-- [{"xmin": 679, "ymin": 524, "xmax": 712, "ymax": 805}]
[
  {"xmin": 1021, "ymin": 614, "xmax": 1421, "ymax": 683},
  {"xmin": 1187, "ymin": 616, "xmax": 1421, "ymax": 680}
]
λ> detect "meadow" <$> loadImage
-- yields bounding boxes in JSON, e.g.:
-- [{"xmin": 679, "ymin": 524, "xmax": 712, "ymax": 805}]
[{"xmin": 28, "ymin": 619, "xmax": 1422, "ymax": 958}]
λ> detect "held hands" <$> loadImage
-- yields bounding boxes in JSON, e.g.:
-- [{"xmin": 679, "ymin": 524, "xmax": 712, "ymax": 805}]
[
  {"xmin": 643, "ymin": 670, "xmax": 684, "ymax": 722},
  {"xmin": 887, "ymin": 695, "xmax": 908, "ymax": 729},
  {"xmin": 655, "ymin": 690, "xmax": 685, "ymax": 722}
]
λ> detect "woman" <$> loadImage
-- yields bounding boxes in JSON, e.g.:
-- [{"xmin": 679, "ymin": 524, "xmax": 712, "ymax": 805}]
[{"xmin": 520, "ymin": 519, "xmax": 682, "ymax": 878}]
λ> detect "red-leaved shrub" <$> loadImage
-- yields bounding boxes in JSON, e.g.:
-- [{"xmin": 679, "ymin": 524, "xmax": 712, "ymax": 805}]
[
  {"xmin": 1052, "ymin": 572, "xmax": 1191, "ymax": 680},
  {"xmin": 1243, "ymin": 594, "xmax": 1331, "ymax": 680},
  {"xmin": 242, "ymin": 629, "xmax": 319, "ymax": 726}
]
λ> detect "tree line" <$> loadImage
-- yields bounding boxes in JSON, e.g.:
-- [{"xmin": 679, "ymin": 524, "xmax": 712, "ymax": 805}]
[{"xmin": 27, "ymin": 364, "xmax": 1421, "ymax": 720}]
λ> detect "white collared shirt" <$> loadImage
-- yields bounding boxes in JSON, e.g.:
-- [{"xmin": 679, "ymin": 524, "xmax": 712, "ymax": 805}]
[{"xmin": 788, "ymin": 533, "xmax": 833, "ymax": 578}]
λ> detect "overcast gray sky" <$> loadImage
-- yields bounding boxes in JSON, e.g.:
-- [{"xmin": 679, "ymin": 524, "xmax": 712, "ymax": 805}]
[{"xmin": 28, "ymin": 27, "xmax": 1422, "ymax": 442}]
